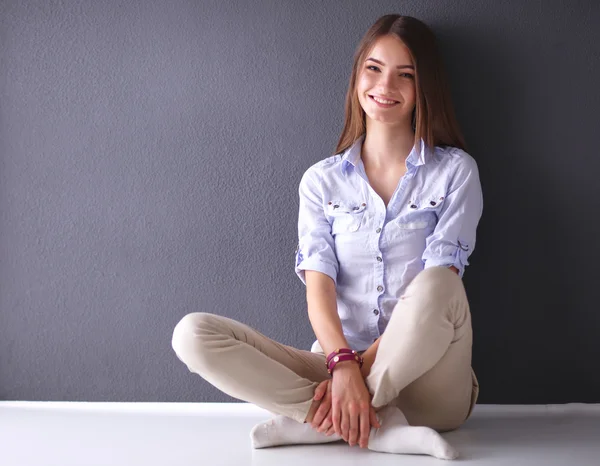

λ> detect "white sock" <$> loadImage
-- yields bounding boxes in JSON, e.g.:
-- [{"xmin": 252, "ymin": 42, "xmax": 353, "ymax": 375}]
[
  {"xmin": 250, "ymin": 415, "xmax": 342, "ymax": 448},
  {"xmin": 250, "ymin": 405, "xmax": 458, "ymax": 459},
  {"xmin": 251, "ymin": 405, "xmax": 458, "ymax": 459},
  {"xmin": 368, "ymin": 405, "xmax": 459, "ymax": 460}
]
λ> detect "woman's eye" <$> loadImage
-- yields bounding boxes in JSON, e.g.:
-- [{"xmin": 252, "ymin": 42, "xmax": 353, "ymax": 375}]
[
  {"xmin": 401, "ymin": 73, "xmax": 414, "ymax": 79},
  {"xmin": 367, "ymin": 65, "xmax": 380, "ymax": 72}
]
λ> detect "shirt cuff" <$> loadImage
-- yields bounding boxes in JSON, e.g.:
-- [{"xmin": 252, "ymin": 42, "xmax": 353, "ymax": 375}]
[
  {"xmin": 295, "ymin": 258, "xmax": 338, "ymax": 286},
  {"xmin": 423, "ymin": 248, "xmax": 469, "ymax": 278}
]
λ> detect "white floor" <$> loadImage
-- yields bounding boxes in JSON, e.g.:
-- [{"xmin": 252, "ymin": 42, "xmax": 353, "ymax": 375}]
[{"xmin": 2, "ymin": 402, "xmax": 600, "ymax": 466}]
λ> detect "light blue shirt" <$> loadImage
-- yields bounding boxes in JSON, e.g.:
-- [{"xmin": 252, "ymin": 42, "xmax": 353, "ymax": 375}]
[{"xmin": 294, "ymin": 134, "xmax": 483, "ymax": 352}]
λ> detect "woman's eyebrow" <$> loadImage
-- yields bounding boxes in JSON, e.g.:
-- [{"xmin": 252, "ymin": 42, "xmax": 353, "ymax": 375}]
[{"xmin": 366, "ymin": 57, "xmax": 414, "ymax": 69}]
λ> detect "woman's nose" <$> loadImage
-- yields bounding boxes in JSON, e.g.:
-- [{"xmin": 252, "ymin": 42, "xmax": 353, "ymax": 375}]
[{"xmin": 376, "ymin": 74, "xmax": 395, "ymax": 92}]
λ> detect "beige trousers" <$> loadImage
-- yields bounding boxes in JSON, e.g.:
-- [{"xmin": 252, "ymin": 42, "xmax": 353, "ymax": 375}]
[{"xmin": 171, "ymin": 266, "xmax": 479, "ymax": 432}]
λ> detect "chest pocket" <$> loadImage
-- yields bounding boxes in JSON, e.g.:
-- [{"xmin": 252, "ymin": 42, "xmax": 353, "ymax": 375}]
[
  {"xmin": 398, "ymin": 194, "xmax": 446, "ymax": 229},
  {"xmin": 327, "ymin": 200, "xmax": 367, "ymax": 234}
]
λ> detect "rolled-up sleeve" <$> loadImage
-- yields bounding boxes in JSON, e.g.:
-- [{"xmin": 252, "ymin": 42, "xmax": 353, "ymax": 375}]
[
  {"xmin": 294, "ymin": 166, "xmax": 338, "ymax": 286},
  {"xmin": 422, "ymin": 152, "xmax": 483, "ymax": 277}
]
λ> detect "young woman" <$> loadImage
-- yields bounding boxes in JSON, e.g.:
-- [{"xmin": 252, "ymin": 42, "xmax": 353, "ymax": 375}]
[{"xmin": 172, "ymin": 14, "xmax": 482, "ymax": 460}]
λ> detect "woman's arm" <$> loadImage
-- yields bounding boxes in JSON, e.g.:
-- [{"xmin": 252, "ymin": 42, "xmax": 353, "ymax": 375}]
[
  {"xmin": 306, "ymin": 270, "xmax": 377, "ymax": 446},
  {"xmin": 305, "ymin": 270, "xmax": 350, "ymax": 356},
  {"xmin": 421, "ymin": 151, "xmax": 483, "ymax": 277}
]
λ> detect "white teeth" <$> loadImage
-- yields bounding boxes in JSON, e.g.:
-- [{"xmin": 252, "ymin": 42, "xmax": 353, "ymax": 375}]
[{"xmin": 372, "ymin": 96, "xmax": 397, "ymax": 104}]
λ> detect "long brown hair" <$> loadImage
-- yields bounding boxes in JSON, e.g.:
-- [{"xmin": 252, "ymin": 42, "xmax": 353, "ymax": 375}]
[{"xmin": 335, "ymin": 14, "xmax": 466, "ymax": 155}]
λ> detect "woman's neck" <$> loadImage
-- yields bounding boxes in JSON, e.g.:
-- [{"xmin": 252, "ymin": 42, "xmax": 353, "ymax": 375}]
[{"xmin": 361, "ymin": 120, "xmax": 415, "ymax": 170}]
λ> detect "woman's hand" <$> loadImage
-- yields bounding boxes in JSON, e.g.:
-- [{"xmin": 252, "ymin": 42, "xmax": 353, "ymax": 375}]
[
  {"xmin": 310, "ymin": 379, "xmax": 337, "ymax": 436},
  {"xmin": 330, "ymin": 361, "xmax": 381, "ymax": 448}
]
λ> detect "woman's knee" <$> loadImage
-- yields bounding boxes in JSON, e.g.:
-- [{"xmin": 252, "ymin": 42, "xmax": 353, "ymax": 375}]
[{"xmin": 171, "ymin": 312, "xmax": 220, "ymax": 363}]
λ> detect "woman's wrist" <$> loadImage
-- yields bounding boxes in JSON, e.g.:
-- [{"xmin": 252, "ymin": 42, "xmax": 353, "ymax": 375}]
[
  {"xmin": 332, "ymin": 359, "xmax": 362, "ymax": 375},
  {"xmin": 326, "ymin": 347, "xmax": 363, "ymax": 374},
  {"xmin": 359, "ymin": 354, "xmax": 374, "ymax": 378},
  {"xmin": 359, "ymin": 337, "xmax": 380, "ymax": 379}
]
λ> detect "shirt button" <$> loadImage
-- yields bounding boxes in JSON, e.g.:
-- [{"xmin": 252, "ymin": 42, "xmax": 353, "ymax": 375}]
[
  {"xmin": 376, "ymin": 227, "xmax": 382, "ymax": 233},
  {"xmin": 376, "ymin": 256, "xmax": 382, "ymax": 262},
  {"xmin": 373, "ymin": 309, "xmax": 379, "ymax": 315},
  {"xmin": 377, "ymin": 285, "xmax": 383, "ymax": 292}
]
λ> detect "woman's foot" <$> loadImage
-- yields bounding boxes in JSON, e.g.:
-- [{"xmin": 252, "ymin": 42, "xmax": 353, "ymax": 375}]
[
  {"xmin": 251, "ymin": 402, "xmax": 458, "ymax": 460},
  {"xmin": 250, "ymin": 413, "xmax": 342, "ymax": 448},
  {"xmin": 367, "ymin": 405, "xmax": 459, "ymax": 460}
]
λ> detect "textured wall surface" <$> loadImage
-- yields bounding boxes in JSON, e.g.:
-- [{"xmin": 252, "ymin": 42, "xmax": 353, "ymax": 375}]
[{"xmin": 1, "ymin": 0, "xmax": 599, "ymax": 403}]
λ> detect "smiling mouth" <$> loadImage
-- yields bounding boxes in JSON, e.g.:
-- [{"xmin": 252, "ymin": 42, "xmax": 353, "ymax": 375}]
[{"xmin": 369, "ymin": 95, "xmax": 399, "ymax": 105}]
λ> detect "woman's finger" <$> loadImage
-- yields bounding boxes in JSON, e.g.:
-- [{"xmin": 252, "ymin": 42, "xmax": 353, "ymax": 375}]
[
  {"xmin": 311, "ymin": 396, "xmax": 331, "ymax": 429},
  {"xmin": 316, "ymin": 395, "xmax": 332, "ymax": 432},
  {"xmin": 313, "ymin": 380, "xmax": 328, "ymax": 401},
  {"xmin": 332, "ymin": 401, "xmax": 342, "ymax": 437},
  {"xmin": 310, "ymin": 380, "xmax": 331, "ymax": 429},
  {"xmin": 369, "ymin": 405, "xmax": 381, "ymax": 429},
  {"xmin": 317, "ymin": 414, "xmax": 332, "ymax": 433},
  {"xmin": 348, "ymin": 404, "xmax": 359, "ymax": 446},
  {"xmin": 359, "ymin": 409, "xmax": 370, "ymax": 448},
  {"xmin": 341, "ymin": 408, "xmax": 351, "ymax": 443}
]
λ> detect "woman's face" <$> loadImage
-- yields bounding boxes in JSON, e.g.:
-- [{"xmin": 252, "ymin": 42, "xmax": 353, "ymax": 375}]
[{"xmin": 356, "ymin": 35, "xmax": 416, "ymax": 128}]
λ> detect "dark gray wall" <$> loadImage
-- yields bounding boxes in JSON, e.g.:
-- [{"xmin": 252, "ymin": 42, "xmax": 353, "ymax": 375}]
[{"xmin": 1, "ymin": 0, "xmax": 599, "ymax": 403}]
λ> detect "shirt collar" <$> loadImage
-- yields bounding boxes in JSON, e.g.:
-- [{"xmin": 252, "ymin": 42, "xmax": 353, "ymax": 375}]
[
  {"xmin": 340, "ymin": 135, "xmax": 364, "ymax": 174},
  {"xmin": 341, "ymin": 134, "xmax": 430, "ymax": 174}
]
